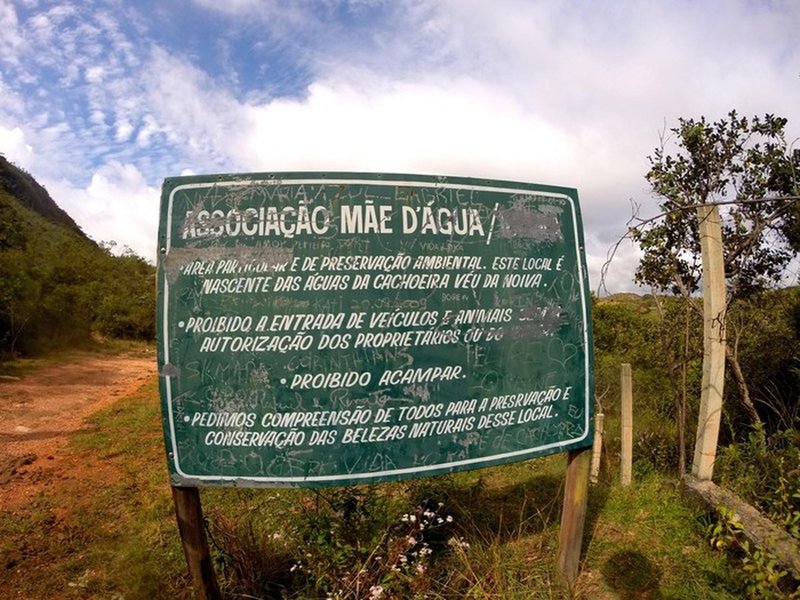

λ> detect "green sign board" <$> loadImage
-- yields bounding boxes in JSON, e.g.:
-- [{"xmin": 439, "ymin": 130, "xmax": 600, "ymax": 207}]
[{"xmin": 157, "ymin": 172, "xmax": 594, "ymax": 487}]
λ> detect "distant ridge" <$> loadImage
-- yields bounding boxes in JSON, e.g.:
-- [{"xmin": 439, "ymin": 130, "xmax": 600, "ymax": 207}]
[
  {"xmin": 0, "ymin": 154, "xmax": 89, "ymax": 240},
  {"xmin": 604, "ymin": 292, "xmax": 643, "ymax": 303}
]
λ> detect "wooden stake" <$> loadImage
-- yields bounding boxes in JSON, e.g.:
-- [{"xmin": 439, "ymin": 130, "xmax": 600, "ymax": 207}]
[
  {"xmin": 590, "ymin": 412, "xmax": 604, "ymax": 484},
  {"xmin": 172, "ymin": 486, "xmax": 222, "ymax": 600},
  {"xmin": 620, "ymin": 363, "xmax": 633, "ymax": 486},
  {"xmin": 557, "ymin": 447, "xmax": 592, "ymax": 587}
]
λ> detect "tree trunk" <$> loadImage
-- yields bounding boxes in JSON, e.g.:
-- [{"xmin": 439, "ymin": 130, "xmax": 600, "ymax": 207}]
[
  {"xmin": 678, "ymin": 353, "xmax": 687, "ymax": 476},
  {"xmin": 725, "ymin": 344, "xmax": 763, "ymax": 428}
]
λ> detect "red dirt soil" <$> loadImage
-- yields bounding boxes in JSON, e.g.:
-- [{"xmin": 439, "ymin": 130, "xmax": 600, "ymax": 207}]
[{"xmin": 0, "ymin": 351, "xmax": 156, "ymax": 510}]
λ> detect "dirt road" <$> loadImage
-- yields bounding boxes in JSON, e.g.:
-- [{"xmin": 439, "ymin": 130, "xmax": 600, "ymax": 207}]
[{"xmin": 0, "ymin": 350, "xmax": 156, "ymax": 508}]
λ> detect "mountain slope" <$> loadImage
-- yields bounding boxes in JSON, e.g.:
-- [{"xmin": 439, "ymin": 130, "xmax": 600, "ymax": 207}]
[
  {"xmin": 0, "ymin": 157, "xmax": 154, "ymax": 356},
  {"xmin": 0, "ymin": 155, "xmax": 88, "ymax": 239}
]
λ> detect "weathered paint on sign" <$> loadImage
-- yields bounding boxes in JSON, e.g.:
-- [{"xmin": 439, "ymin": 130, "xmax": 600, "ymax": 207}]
[{"xmin": 157, "ymin": 172, "xmax": 594, "ymax": 487}]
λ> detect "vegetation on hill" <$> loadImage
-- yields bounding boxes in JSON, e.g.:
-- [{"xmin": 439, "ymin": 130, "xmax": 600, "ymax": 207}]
[
  {"xmin": 0, "ymin": 155, "xmax": 84, "ymax": 236},
  {"xmin": 0, "ymin": 157, "xmax": 155, "ymax": 357},
  {"xmin": 594, "ymin": 290, "xmax": 800, "ymax": 463},
  {"xmin": 594, "ymin": 291, "xmax": 800, "ymax": 597}
]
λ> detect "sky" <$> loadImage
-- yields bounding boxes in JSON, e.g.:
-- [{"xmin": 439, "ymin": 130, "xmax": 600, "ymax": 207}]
[{"xmin": 0, "ymin": 0, "xmax": 798, "ymax": 293}]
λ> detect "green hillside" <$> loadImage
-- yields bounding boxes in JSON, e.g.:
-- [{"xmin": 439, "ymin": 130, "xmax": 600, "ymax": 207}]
[
  {"xmin": 0, "ymin": 157, "xmax": 155, "ymax": 357},
  {"xmin": 0, "ymin": 155, "xmax": 85, "ymax": 236}
]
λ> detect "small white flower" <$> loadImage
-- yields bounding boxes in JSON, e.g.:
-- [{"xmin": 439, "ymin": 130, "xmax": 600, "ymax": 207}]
[{"xmin": 448, "ymin": 536, "xmax": 470, "ymax": 549}]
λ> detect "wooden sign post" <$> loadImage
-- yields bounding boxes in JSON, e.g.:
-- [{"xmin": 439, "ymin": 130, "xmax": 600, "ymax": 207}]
[
  {"xmin": 171, "ymin": 486, "xmax": 220, "ymax": 600},
  {"xmin": 156, "ymin": 172, "xmax": 595, "ymax": 595},
  {"xmin": 557, "ymin": 447, "xmax": 592, "ymax": 585}
]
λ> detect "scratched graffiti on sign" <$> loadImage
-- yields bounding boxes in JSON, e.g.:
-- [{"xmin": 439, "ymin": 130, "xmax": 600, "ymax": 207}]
[{"xmin": 156, "ymin": 173, "xmax": 594, "ymax": 487}]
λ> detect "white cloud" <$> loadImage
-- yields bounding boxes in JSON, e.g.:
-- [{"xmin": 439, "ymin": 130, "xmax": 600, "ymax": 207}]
[
  {"xmin": 0, "ymin": 125, "xmax": 33, "ymax": 165},
  {"xmin": 191, "ymin": 0, "xmax": 277, "ymax": 13},
  {"xmin": 45, "ymin": 162, "xmax": 159, "ymax": 261},
  {"xmin": 585, "ymin": 232, "xmax": 645, "ymax": 297},
  {"xmin": 80, "ymin": 0, "xmax": 800, "ymax": 289},
  {"xmin": 228, "ymin": 72, "xmax": 668, "ymax": 286},
  {"xmin": 139, "ymin": 48, "xmax": 247, "ymax": 169},
  {"xmin": 89, "ymin": 109, "xmax": 105, "ymax": 125},
  {"xmin": 189, "ymin": 0, "xmax": 324, "ymax": 30},
  {"xmin": 0, "ymin": 123, "xmax": 158, "ymax": 261},
  {"xmin": 238, "ymin": 79, "xmax": 574, "ymax": 179},
  {"xmin": 2, "ymin": 0, "xmax": 798, "ymax": 291},
  {"xmin": 85, "ymin": 65, "xmax": 104, "ymax": 83},
  {"xmin": 0, "ymin": 0, "xmax": 24, "ymax": 66},
  {"xmin": 28, "ymin": 12, "xmax": 55, "ymax": 41},
  {"xmin": 135, "ymin": 115, "xmax": 161, "ymax": 147},
  {"xmin": 114, "ymin": 118, "xmax": 133, "ymax": 142},
  {"xmin": 0, "ymin": 74, "xmax": 24, "ymax": 118}
]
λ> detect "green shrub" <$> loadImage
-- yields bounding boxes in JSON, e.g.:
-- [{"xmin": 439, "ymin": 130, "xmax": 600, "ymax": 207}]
[
  {"xmin": 704, "ymin": 506, "xmax": 799, "ymax": 598},
  {"xmin": 715, "ymin": 427, "xmax": 800, "ymax": 540}
]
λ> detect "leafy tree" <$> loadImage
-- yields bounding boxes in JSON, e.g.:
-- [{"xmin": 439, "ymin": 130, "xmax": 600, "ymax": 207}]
[
  {"xmin": 634, "ymin": 111, "xmax": 798, "ymax": 296},
  {"xmin": 0, "ymin": 248, "xmax": 41, "ymax": 353},
  {"xmin": 93, "ymin": 247, "xmax": 156, "ymax": 340},
  {"xmin": 631, "ymin": 111, "xmax": 800, "ymax": 426}
]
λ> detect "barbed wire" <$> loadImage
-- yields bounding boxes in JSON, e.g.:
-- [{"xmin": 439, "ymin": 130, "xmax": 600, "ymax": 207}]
[{"xmin": 598, "ymin": 195, "xmax": 800, "ymax": 297}]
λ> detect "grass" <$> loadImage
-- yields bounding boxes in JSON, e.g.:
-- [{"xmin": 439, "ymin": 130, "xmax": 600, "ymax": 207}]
[
  {"xmin": 581, "ymin": 480, "xmax": 739, "ymax": 599},
  {"xmin": 0, "ymin": 338, "xmax": 153, "ymax": 379},
  {"xmin": 0, "ymin": 373, "xmax": 745, "ymax": 599}
]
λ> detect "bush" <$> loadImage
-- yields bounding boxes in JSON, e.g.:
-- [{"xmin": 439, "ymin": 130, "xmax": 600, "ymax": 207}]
[
  {"xmin": 715, "ymin": 427, "xmax": 800, "ymax": 540},
  {"xmin": 207, "ymin": 484, "xmax": 463, "ymax": 599},
  {"xmin": 705, "ymin": 506, "xmax": 799, "ymax": 598}
]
